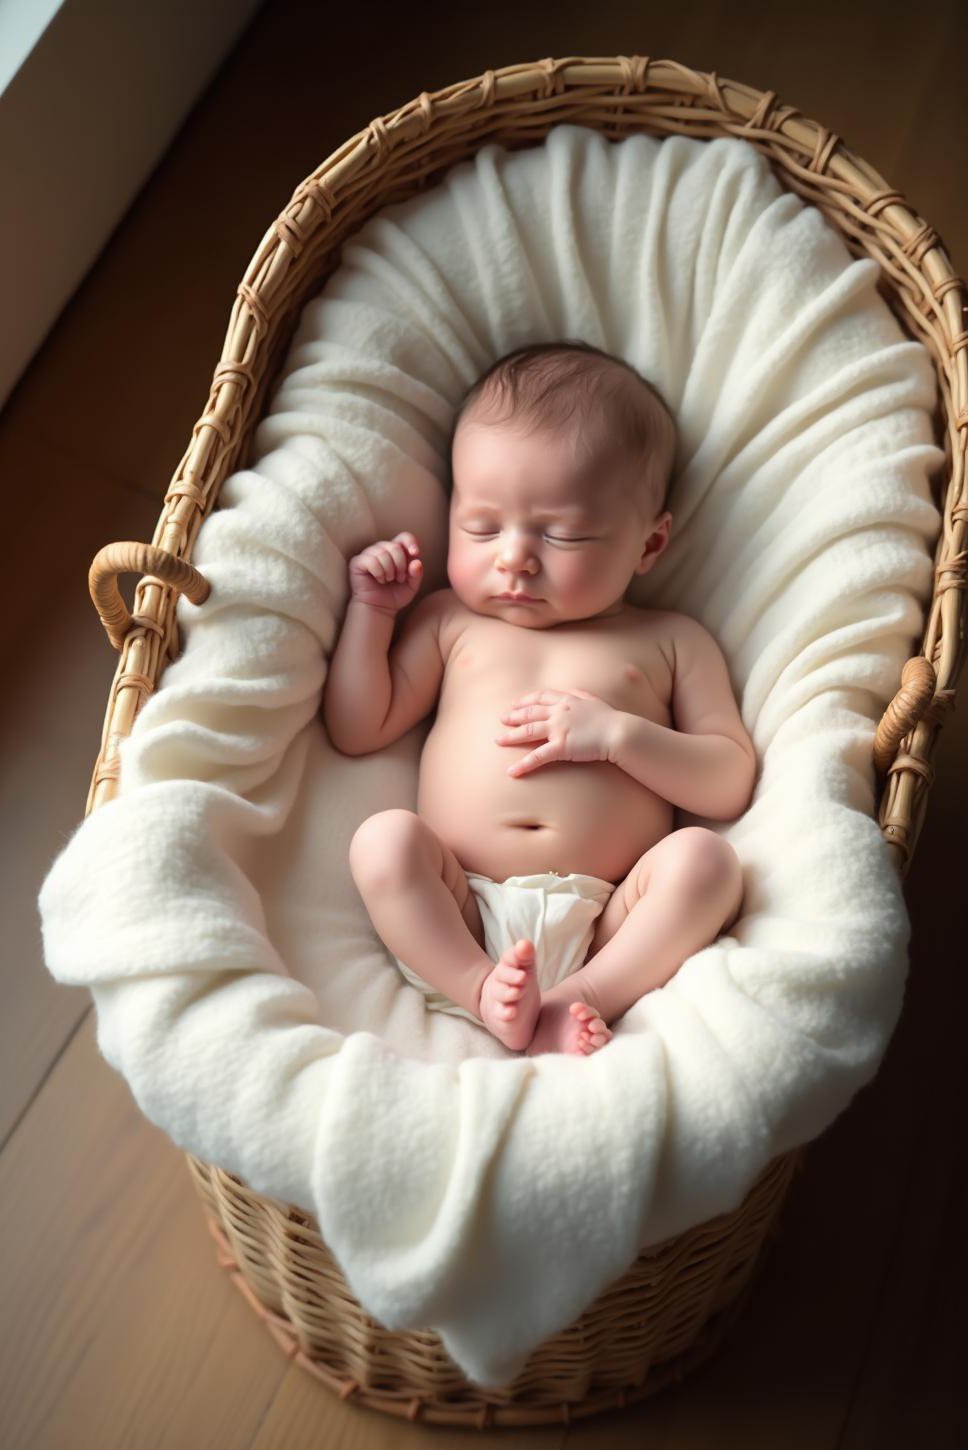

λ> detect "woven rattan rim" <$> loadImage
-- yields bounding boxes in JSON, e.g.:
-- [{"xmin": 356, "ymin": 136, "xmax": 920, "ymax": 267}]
[{"xmin": 77, "ymin": 54, "xmax": 968, "ymax": 1422}]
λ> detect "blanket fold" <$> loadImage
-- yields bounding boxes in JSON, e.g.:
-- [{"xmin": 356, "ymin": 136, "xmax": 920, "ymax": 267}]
[{"xmin": 38, "ymin": 124, "xmax": 941, "ymax": 1387}]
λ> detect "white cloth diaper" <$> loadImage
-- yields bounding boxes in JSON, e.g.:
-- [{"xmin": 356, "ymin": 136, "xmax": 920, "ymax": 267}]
[{"xmin": 393, "ymin": 869, "xmax": 616, "ymax": 1022}]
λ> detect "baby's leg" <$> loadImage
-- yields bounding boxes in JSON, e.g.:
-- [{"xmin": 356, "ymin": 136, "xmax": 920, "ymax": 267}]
[
  {"xmin": 349, "ymin": 809, "xmax": 541, "ymax": 1049},
  {"xmin": 526, "ymin": 828, "xmax": 744, "ymax": 1058}
]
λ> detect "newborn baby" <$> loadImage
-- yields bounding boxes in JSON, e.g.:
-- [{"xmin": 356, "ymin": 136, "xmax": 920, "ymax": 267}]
[{"xmin": 323, "ymin": 340, "xmax": 757, "ymax": 1057}]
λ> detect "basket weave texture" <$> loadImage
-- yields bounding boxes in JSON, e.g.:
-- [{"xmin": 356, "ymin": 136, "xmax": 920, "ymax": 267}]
[{"xmin": 85, "ymin": 55, "xmax": 967, "ymax": 1427}]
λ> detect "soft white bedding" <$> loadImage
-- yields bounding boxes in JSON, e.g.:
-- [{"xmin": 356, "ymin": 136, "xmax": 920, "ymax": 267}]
[{"xmin": 38, "ymin": 124, "xmax": 942, "ymax": 1387}]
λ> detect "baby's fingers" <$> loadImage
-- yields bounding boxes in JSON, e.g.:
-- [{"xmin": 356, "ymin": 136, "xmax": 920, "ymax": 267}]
[
  {"xmin": 369, "ymin": 541, "xmax": 410, "ymax": 583},
  {"xmin": 389, "ymin": 533, "xmax": 422, "ymax": 582},
  {"xmin": 366, "ymin": 545, "xmax": 399, "ymax": 581},
  {"xmin": 505, "ymin": 743, "xmax": 555, "ymax": 776},
  {"xmin": 374, "ymin": 540, "xmax": 407, "ymax": 582}
]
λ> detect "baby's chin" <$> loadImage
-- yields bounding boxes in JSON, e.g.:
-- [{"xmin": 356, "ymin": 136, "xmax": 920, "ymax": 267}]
[{"xmin": 482, "ymin": 603, "xmax": 549, "ymax": 626}]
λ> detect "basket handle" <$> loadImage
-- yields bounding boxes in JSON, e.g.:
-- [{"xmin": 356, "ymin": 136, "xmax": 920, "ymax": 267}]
[
  {"xmin": 872, "ymin": 655, "xmax": 937, "ymax": 773},
  {"xmin": 88, "ymin": 541, "xmax": 211, "ymax": 651}
]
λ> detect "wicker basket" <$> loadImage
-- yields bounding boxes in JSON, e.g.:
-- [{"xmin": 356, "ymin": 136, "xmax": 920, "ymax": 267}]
[{"xmin": 85, "ymin": 56, "xmax": 967, "ymax": 1429}]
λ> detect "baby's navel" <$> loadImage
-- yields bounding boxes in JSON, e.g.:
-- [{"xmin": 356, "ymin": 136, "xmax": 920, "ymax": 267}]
[{"xmin": 624, "ymin": 663, "xmax": 640, "ymax": 682}]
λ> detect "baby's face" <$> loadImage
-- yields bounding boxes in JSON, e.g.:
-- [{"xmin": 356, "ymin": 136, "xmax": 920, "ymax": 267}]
[{"xmin": 447, "ymin": 416, "xmax": 671, "ymax": 628}]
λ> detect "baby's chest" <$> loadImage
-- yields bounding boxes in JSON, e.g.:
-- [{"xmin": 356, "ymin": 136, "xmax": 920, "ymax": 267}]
[{"xmin": 446, "ymin": 630, "xmax": 673, "ymax": 721}]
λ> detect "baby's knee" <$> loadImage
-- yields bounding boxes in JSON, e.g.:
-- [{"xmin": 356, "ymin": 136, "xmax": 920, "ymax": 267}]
[
  {"xmin": 666, "ymin": 827, "xmax": 741, "ymax": 897},
  {"xmin": 348, "ymin": 808, "xmax": 424, "ymax": 886}
]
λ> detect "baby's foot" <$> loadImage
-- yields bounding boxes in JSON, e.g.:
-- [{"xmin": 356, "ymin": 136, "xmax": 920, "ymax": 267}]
[
  {"xmin": 525, "ymin": 996, "xmax": 613, "ymax": 1058},
  {"xmin": 478, "ymin": 939, "xmax": 541, "ymax": 1052}
]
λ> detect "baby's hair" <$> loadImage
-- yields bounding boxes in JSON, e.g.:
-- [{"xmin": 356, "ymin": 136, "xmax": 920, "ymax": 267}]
[{"xmin": 450, "ymin": 339, "xmax": 678, "ymax": 518}]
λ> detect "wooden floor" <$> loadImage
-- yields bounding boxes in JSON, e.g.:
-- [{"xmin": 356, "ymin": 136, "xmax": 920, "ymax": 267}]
[{"xmin": 2, "ymin": 0, "xmax": 966, "ymax": 1444}]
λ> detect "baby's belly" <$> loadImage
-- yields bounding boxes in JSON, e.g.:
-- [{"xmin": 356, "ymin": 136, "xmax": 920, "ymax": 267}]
[{"xmin": 416, "ymin": 713, "xmax": 673, "ymax": 885}]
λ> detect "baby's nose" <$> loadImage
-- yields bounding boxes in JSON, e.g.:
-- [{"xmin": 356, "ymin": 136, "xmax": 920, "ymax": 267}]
[{"xmin": 498, "ymin": 538, "xmax": 538, "ymax": 569}]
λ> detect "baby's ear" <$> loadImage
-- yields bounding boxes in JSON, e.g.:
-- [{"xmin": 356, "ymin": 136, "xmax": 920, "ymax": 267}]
[{"xmin": 632, "ymin": 515, "xmax": 670, "ymax": 575}]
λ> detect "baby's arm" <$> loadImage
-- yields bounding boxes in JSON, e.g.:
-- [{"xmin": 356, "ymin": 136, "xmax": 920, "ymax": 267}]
[
  {"xmin": 610, "ymin": 614, "xmax": 757, "ymax": 820},
  {"xmin": 322, "ymin": 533, "xmax": 447, "ymax": 755}
]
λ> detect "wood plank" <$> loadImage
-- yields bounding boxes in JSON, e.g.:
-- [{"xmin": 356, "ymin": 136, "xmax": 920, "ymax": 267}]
[
  {"xmin": 0, "ymin": 1011, "xmax": 288, "ymax": 1450},
  {"xmin": 0, "ymin": 425, "xmax": 162, "ymax": 1146},
  {"xmin": 249, "ymin": 1364, "xmax": 568, "ymax": 1448},
  {"xmin": 887, "ymin": 0, "xmax": 968, "ymax": 254},
  {"xmin": 837, "ymin": 716, "xmax": 968, "ymax": 1449}
]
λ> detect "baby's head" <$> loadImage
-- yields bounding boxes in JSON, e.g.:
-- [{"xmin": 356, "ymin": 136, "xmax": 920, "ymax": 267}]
[{"xmin": 445, "ymin": 339, "xmax": 677, "ymax": 628}]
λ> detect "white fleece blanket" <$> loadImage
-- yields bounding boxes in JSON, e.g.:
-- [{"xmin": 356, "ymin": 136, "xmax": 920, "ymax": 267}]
[{"xmin": 38, "ymin": 125, "xmax": 943, "ymax": 1388}]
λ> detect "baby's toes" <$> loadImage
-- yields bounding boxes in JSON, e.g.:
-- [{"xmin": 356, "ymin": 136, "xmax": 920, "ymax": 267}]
[
  {"xmin": 497, "ymin": 961, "xmax": 526, "ymax": 986},
  {"xmin": 498, "ymin": 968, "xmax": 530, "ymax": 991},
  {"xmin": 579, "ymin": 1023, "xmax": 612, "ymax": 1054},
  {"xmin": 569, "ymin": 1001, "xmax": 612, "ymax": 1049}
]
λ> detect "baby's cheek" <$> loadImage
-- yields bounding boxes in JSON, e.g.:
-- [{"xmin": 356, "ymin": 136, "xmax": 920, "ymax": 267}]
[
  {"xmin": 559, "ymin": 555, "xmax": 601, "ymax": 598},
  {"xmin": 446, "ymin": 550, "xmax": 477, "ymax": 598}
]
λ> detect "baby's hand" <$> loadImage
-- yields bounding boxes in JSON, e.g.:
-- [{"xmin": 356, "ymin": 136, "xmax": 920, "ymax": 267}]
[
  {"xmin": 348, "ymin": 531, "xmax": 422, "ymax": 615},
  {"xmin": 495, "ymin": 688, "xmax": 623, "ymax": 776}
]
